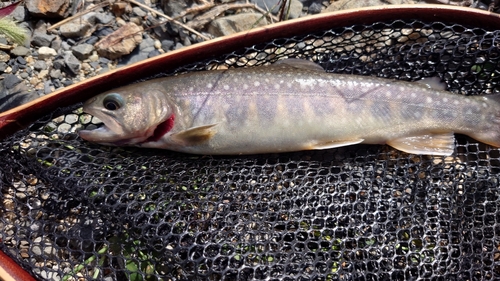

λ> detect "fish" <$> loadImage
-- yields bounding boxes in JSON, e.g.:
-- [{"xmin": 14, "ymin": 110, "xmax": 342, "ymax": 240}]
[{"xmin": 78, "ymin": 58, "xmax": 500, "ymax": 156}]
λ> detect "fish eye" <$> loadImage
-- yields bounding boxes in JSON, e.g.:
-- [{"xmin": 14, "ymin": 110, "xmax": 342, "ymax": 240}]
[{"xmin": 103, "ymin": 94, "xmax": 123, "ymax": 111}]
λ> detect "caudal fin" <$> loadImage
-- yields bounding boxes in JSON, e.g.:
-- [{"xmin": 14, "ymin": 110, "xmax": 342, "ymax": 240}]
[{"xmin": 468, "ymin": 93, "xmax": 500, "ymax": 148}]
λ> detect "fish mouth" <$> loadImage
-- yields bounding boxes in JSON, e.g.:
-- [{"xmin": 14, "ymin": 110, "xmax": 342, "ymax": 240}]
[{"xmin": 78, "ymin": 105, "xmax": 129, "ymax": 144}]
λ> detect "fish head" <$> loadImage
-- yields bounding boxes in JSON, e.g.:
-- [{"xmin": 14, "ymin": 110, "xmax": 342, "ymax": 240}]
[{"xmin": 79, "ymin": 83, "xmax": 174, "ymax": 146}]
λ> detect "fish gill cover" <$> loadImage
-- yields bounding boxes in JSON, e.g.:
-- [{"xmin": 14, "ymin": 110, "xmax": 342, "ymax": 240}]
[{"xmin": 2, "ymin": 19, "xmax": 500, "ymax": 280}]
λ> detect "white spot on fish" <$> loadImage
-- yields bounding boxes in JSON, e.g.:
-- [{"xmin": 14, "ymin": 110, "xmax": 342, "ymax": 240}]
[
  {"xmin": 443, "ymin": 97, "xmax": 448, "ymax": 103},
  {"xmin": 414, "ymin": 111, "xmax": 421, "ymax": 118},
  {"xmin": 254, "ymin": 81, "xmax": 260, "ymax": 87},
  {"xmin": 483, "ymin": 102, "xmax": 488, "ymax": 108},
  {"xmin": 426, "ymin": 97, "xmax": 432, "ymax": 103},
  {"xmin": 280, "ymin": 80, "xmax": 284, "ymax": 84},
  {"xmin": 243, "ymin": 84, "xmax": 249, "ymax": 90},
  {"xmin": 207, "ymin": 83, "xmax": 213, "ymax": 88},
  {"xmin": 265, "ymin": 78, "xmax": 269, "ymax": 83},
  {"xmin": 385, "ymin": 92, "xmax": 391, "ymax": 98},
  {"xmin": 453, "ymin": 100, "xmax": 459, "ymax": 105},
  {"xmin": 223, "ymin": 85, "xmax": 230, "ymax": 90},
  {"xmin": 274, "ymin": 84, "xmax": 280, "ymax": 90},
  {"xmin": 189, "ymin": 87, "xmax": 194, "ymax": 92},
  {"xmin": 297, "ymin": 78, "xmax": 316, "ymax": 89},
  {"xmin": 411, "ymin": 93, "xmax": 416, "ymax": 98}
]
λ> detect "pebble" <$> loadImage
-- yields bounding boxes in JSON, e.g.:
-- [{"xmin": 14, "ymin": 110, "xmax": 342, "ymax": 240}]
[
  {"xmin": 33, "ymin": 60, "xmax": 47, "ymax": 71},
  {"xmin": 63, "ymin": 51, "xmax": 81, "ymax": 75},
  {"xmin": 0, "ymin": 62, "xmax": 7, "ymax": 72},
  {"xmin": 31, "ymin": 31, "xmax": 56, "ymax": 47},
  {"xmin": 10, "ymin": 46, "xmax": 31, "ymax": 57},
  {"xmin": 16, "ymin": 57, "xmax": 26, "ymax": 65},
  {"xmin": 50, "ymin": 69, "xmax": 62, "ymax": 79},
  {"xmin": 0, "ymin": 51, "xmax": 10, "ymax": 62},
  {"xmin": 133, "ymin": 6, "xmax": 147, "ymax": 17},
  {"xmin": 38, "ymin": 47, "xmax": 57, "ymax": 59},
  {"xmin": 60, "ymin": 20, "xmax": 92, "ymax": 38},
  {"xmin": 26, "ymin": 0, "xmax": 71, "ymax": 18},
  {"xmin": 4, "ymin": 74, "xmax": 21, "ymax": 89},
  {"xmin": 71, "ymin": 44, "xmax": 94, "ymax": 60}
]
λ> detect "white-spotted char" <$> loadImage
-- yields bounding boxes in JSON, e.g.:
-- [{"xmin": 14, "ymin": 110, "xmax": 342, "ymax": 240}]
[{"xmin": 79, "ymin": 59, "xmax": 500, "ymax": 155}]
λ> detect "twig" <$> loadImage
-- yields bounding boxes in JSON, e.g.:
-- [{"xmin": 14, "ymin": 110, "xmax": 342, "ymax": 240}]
[
  {"xmin": 123, "ymin": 0, "xmax": 210, "ymax": 41},
  {"xmin": 47, "ymin": 1, "xmax": 110, "ymax": 31}
]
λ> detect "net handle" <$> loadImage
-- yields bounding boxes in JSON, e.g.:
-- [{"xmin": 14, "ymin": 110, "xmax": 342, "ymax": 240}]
[{"xmin": 0, "ymin": 249, "xmax": 36, "ymax": 281}]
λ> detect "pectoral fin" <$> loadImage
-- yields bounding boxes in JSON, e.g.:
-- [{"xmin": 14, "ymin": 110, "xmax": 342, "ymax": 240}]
[
  {"xmin": 386, "ymin": 133, "xmax": 455, "ymax": 156},
  {"xmin": 171, "ymin": 124, "xmax": 218, "ymax": 146},
  {"xmin": 308, "ymin": 139, "xmax": 364, "ymax": 150}
]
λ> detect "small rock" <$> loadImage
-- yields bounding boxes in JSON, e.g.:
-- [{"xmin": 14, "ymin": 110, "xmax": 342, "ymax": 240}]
[
  {"xmin": 4, "ymin": 74, "xmax": 21, "ymax": 89},
  {"xmin": 61, "ymin": 41, "xmax": 71, "ymax": 51},
  {"xmin": 37, "ymin": 69, "xmax": 48, "ymax": 79},
  {"xmin": 0, "ymin": 62, "xmax": 7, "ymax": 72},
  {"xmin": 88, "ymin": 52, "xmax": 99, "ymax": 62},
  {"xmin": 0, "ymin": 51, "xmax": 10, "ymax": 62},
  {"xmin": 53, "ymin": 59, "xmax": 65, "ymax": 70},
  {"xmin": 174, "ymin": 42, "xmax": 184, "ymax": 50},
  {"xmin": 308, "ymin": 2, "xmax": 322, "ymax": 14},
  {"xmin": 44, "ymin": 80, "xmax": 53, "ymax": 94},
  {"xmin": 11, "ymin": 5, "xmax": 27, "ymax": 22},
  {"xmin": 95, "ymin": 22, "xmax": 143, "ymax": 59},
  {"xmin": 38, "ymin": 46, "xmax": 57, "ymax": 59},
  {"xmin": 31, "ymin": 31, "xmax": 56, "ymax": 47},
  {"xmin": 16, "ymin": 57, "xmax": 26, "ymax": 65},
  {"xmin": 50, "ymin": 36, "xmax": 63, "ymax": 50},
  {"xmin": 50, "ymin": 69, "xmax": 62, "ymax": 79},
  {"xmin": 161, "ymin": 0, "xmax": 195, "ymax": 17},
  {"xmin": 208, "ymin": 13, "xmax": 268, "ymax": 37},
  {"xmin": 63, "ymin": 51, "xmax": 80, "ymax": 75},
  {"xmin": 33, "ymin": 60, "xmax": 46, "ymax": 71},
  {"xmin": 116, "ymin": 17, "xmax": 126, "ymax": 27},
  {"xmin": 26, "ymin": 0, "xmax": 71, "ymax": 18},
  {"xmin": 111, "ymin": 2, "xmax": 132, "ymax": 17},
  {"xmin": 60, "ymin": 20, "xmax": 92, "ymax": 38},
  {"xmin": 148, "ymin": 49, "xmax": 161, "ymax": 58},
  {"xmin": 161, "ymin": 39, "xmax": 174, "ymax": 51},
  {"xmin": 84, "ymin": 36, "xmax": 99, "ymax": 45},
  {"xmin": 20, "ymin": 72, "xmax": 29, "ymax": 79},
  {"xmin": 10, "ymin": 46, "xmax": 31, "ymax": 57},
  {"xmin": 81, "ymin": 11, "xmax": 97, "ymax": 25},
  {"xmin": 251, "ymin": 0, "xmax": 303, "ymax": 19},
  {"xmin": 94, "ymin": 26, "xmax": 114, "ymax": 37},
  {"xmin": 94, "ymin": 12, "xmax": 114, "ymax": 24},
  {"xmin": 133, "ymin": 6, "xmax": 147, "ymax": 17},
  {"xmin": 71, "ymin": 43, "xmax": 94, "ymax": 60}
]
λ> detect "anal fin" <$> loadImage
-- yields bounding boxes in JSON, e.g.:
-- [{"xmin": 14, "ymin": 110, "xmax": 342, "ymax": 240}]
[
  {"xmin": 386, "ymin": 133, "xmax": 455, "ymax": 156},
  {"xmin": 308, "ymin": 139, "xmax": 364, "ymax": 150},
  {"xmin": 171, "ymin": 124, "xmax": 218, "ymax": 146}
]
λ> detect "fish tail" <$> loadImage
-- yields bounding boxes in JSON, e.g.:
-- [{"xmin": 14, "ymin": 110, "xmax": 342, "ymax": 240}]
[{"xmin": 468, "ymin": 93, "xmax": 500, "ymax": 148}]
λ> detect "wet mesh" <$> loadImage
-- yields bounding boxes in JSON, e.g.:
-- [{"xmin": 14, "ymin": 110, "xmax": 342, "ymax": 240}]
[{"xmin": 2, "ymin": 19, "xmax": 500, "ymax": 280}]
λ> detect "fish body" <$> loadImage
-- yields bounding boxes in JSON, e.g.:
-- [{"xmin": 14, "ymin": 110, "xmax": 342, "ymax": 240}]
[{"xmin": 79, "ymin": 59, "xmax": 500, "ymax": 155}]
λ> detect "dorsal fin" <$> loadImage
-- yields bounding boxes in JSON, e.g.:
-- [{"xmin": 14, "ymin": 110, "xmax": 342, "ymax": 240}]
[{"xmin": 274, "ymin": 58, "xmax": 325, "ymax": 72}]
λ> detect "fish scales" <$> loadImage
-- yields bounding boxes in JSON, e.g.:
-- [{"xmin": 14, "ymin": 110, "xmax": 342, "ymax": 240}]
[{"xmin": 79, "ymin": 59, "xmax": 500, "ymax": 155}]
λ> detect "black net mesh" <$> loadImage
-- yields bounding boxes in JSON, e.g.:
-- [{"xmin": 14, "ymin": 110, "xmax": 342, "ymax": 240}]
[{"xmin": 2, "ymin": 19, "xmax": 500, "ymax": 280}]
